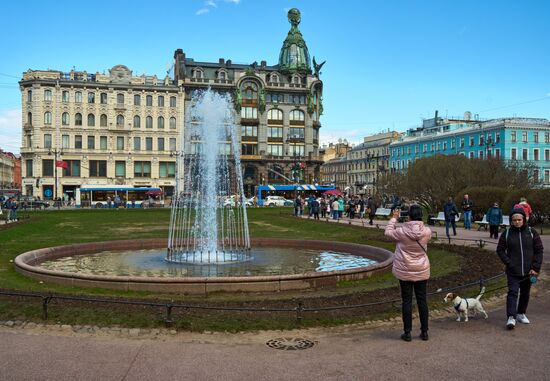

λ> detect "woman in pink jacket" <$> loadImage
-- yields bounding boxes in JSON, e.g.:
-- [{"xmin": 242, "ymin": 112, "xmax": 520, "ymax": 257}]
[{"xmin": 385, "ymin": 204, "xmax": 432, "ymax": 342}]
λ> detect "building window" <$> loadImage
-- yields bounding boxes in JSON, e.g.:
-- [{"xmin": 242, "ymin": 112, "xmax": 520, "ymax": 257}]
[
  {"xmin": 100, "ymin": 93, "xmax": 107, "ymax": 104},
  {"xmin": 89, "ymin": 160, "xmax": 107, "ymax": 177},
  {"xmin": 88, "ymin": 92, "xmax": 95, "ymax": 104},
  {"xmin": 42, "ymin": 159, "xmax": 53, "ymax": 177},
  {"xmin": 495, "ymin": 148, "xmax": 501, "ymax": 159},
  {"xmin": 146, "ymin": 137, "xmax": 153, "ymax": 151},
  {"xmin": 146, "ymin": 116, "xmax": 153, "ymax": 129},
  {"xmin": 241, "ymin": 143, "xmax": 258, "ymax": 155},
  {"xmin": 267, "ymin": 144, "xmax": 283, "ymax": 156},
  {"xmin": 289, "ymin": 144, "xmax": 305, "ymax": 156},
  {"xmin": 44, "ymin": 89, "xmax": 52, "ymax": 101},
  {"xmin": 268, "ymin": 127, "xmax": 283, "ymax": 138},
  {"xmin": 133, "ymin": 115, "xmax": 140, "ymax": 128},
  {"xmin": 289, "ymin": 94, "xmax": 305, "ymax": 104},
  {"xmin": 545, "ymin": 132, "xmax": 550, "ymax": 143},
  {"xmin": 75, "ymin": 91, "xmax": 82, "ymax": 103},
  {"xmin": 27, "ymin": 112, "xmax": 32, "ymax": 126},
  {"xmin": 146, "ymin": 95, "xmax": 152, "ymax": 106},
  {"xmin": 44, "ymin": 112, "xmax": 52, "ymax": 125},
  {"xmin": 241, "ymin": 125, "xmax": 258, "ymax": 137},
  {"xmin": 469, "ymin": 152, "xmax": 475, "ymax": 159},
  {"xmin": 479, "ymin": 151, "xmax": 484, "ymax": 160},
  {"xmin": 158, "ymin": 137, "xmax": 165, "ymax": 151},
  {"xmin": 134, "ymin": 161, "xmax": 151, "ymax": 177},
  {"xmin": 240, "ymin": 107, "xmax": 258, "ymax": 119},
  {"xmin": 117, "ymin": 93, "xmax": 124, "ymax": 105},
  {"xmin": 158, "ymin": 96, "xmax": 164, "ymax": 107},
  {"xmin": 62, "ymin": 135, "xmax": 70, "ymax": 149},
  {"xmin": 62, "ymin": 91, "xmax": 69, "ymax": 103},
  {"xmin": 534, "ymin": 149, "xmax": 539, "ymax": 161},
  {"xmin": 522, "ymin": 131, "xmax": 528, "ymax": 143},
  {"xmin": 44, "ymin": 134, "xmax": 52, "ymax": 149},
  {"xmin": 100, "ymin": 136, "xmax": 107, "ymax": 150},
  {"xmin": 87, "ymin": 114, "xmax": 95, "ymax": 127},
  {"xmin": 62, "ymin": 112, "xmax": 69, "ymax": 126},
  {"xmin": 170, "ymin": 96, "xmax": 176, "ymax": 107},
  {"xmin": 116, "ymin": 115, "xmax": 124, "ymax": 127},
  {"xmin": 169, "ymin": 117, "xmax": 176, "ymax": 129},
  {"xmin": 289, "ymin": 109, "xmax": 305, "ymax": 122},
  {"xmin": 545, "ymin": 170, "xmax": 550, "ymax": 184},
  {"xmin": 26, "ymin": 159, "xmax": 33, "ymax": 177},
  {"xmin": 423, "ymin": 144, "xmax": 427, "ymax": 153},
  {"xmin": 75, "ymin": 135, "xmax": 82, "ymax": 149},
  {"xmin": 159, "ymin": 162, "xmax": 175, "ymax": 177},
  {"xmin": 534, "ymin": 132, "xmax": 539, "ymax": 143},
  {"xmin": 75, "ymin": 113, "xmax": 82, "ymax": 126},
  {"xmin": 157, "ymin": 116, "xmax": 164, "ymax": 129},
  {"xmin": 117, "ymin": 136, "xmax": 124, "ymax": 150},
  {"xmin": 545, "ymin": 149, "xmax": 550, "ymax": 161},
  {"xmin": 533, "ymin": 169, "xmax": 539, "ymax": 183},
  {"xmin": 267, "ymin": 109, "xmax": 283, "ymax": 122},
  {"xmin": 133, "ymin": 137, "xmax": 141, "ymax": 151},
  {"xmin": 134, "ymin": 95, "xmax": 141, "ymax": 106},
  {"xmin": 100, "ymin": 114, "xmax": 107, "ymax": 127},
  {"xmin": 511, "ymin": 148, "xmax": 517, "ymax": 160},
  {"xmin": 289, "ymin": 127, "xmax": 304, "ymax": 139},
  {"xmin": 87, "ymin": 136, "xmax": 95, "ymax": 149},
  {"xmin": 495, "ymin": 132, "xmax": 501, "ymax": 143},
  {"xmin": 511, "ymin": 131, "xmax": 517, "ymax": 143},
  {"xmin": 479, "ymin": 135, "xmax": 484, "ymax": 146},
  {"xmin": 63, "ymin": 160, "xmax": 81, "ymax": 177},
  {"xmin": 169, "ymin": 138, "xmax": 176, "ymax": 151},
  {"xmin": 469, "ymin": 137, "xmax": 474, "ymax": 146},
  {"xmin": 267, "ymin": 93, "xmax": 284, "ymax": 103},
  {"xmin": 115, "ymin": 161, "xmax": 126, "ymax": 177},
  {"xmin": 27, "ymin": 90, "xmax": 32, "ymax": 102},
  {"xmin": 522, "ymin": 148, "xmax": 528, "ymax": 160}
]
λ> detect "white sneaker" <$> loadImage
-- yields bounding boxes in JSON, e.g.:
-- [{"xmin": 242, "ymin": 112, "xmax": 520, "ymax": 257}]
[
  {"xmin": 516, "ymin": 314, "xmax": 530, "ymax": 324},
  {"xmin": 507, "ymin": 316, "xmax": 516, "ymax": 329}
]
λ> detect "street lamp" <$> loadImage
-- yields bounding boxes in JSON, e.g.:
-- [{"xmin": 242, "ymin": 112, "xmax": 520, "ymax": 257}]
[{"xmin": 48, "ymin": 148, "xmax": 63, "ymax": 201}]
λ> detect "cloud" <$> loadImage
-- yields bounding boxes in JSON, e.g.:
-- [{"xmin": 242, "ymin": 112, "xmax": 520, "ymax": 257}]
[
  {"xmin": 196, "ymin": 8, "xmax": 209, "ymax": 15},
  {"xmin": 0, "ymin": 108, "xmax": 21, "ymax": 154},
  {"xmin": 196, "ymin": 0, "xmax": 240, "ymax": 16},
  {"xmin": 320, "ymin": 128, "xmax": 363, "ymax": 147},
  {"xmin": 206, "ymin": 0, "xmax": 217, "ymax": 7},
  {"xmin": 225, "ymin": 0, "xmax": 241, "ymax": 4}
]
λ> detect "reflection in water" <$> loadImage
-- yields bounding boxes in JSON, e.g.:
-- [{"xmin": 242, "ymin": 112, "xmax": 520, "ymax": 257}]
[{"xmin": 39, "ymin": 248, "xmax": 377, "ymax": 278}]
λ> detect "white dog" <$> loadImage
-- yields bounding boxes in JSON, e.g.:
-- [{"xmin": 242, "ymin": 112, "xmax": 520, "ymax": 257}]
[{"xmin": 443, "ymin": 287, "xmax": 488, "ymax": 322}]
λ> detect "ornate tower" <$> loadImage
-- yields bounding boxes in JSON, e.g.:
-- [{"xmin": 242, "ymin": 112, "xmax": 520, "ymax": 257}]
[{"xmin": 278, "ymin": 8, "xmax": 312, "ymax": 75}]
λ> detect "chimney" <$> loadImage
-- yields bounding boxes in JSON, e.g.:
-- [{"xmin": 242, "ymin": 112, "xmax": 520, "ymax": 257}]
[{"xmin": 219, "ymin": 58, "xmax": 225, "ymax": 65}]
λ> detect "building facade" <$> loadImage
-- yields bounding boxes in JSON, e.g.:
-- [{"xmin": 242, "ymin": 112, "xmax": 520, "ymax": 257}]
[
  {"xmin": 389, "ymin": 112, "xmax": 550, "ymax": 186},
  {"xmin": 174, "ymin": 8, "xmax": 324, "ymax": 196},
  {"xmin": 0, "ymin": 150, "xmax": 21, "ymax": 189},
  {"xmin": 19, "ymin": 66, "xmax": 185, "ymax": 200}
]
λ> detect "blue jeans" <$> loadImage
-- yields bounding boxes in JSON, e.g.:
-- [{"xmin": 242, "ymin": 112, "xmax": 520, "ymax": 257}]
[
  {"xmin": 463, "ymin": 210, "xmax": 472, "ymax": 229},
  {"xmin": 445, "ymin": 219, "xmax": 456, "ymax": 237}
]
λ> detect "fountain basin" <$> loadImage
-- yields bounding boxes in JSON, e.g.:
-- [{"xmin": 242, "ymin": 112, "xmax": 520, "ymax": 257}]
[{"xmin": 14, "ymin": 238, "xmax": 393, "ymax": 295}]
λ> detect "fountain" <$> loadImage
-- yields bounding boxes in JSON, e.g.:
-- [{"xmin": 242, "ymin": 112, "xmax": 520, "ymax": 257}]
[
  {"xmin": 14, "ymin": 89, "xmax": 393, "ymax": 294},
  {"xmin": 166, "ymin": 89, "xmax": 250, "ymax": 264}
]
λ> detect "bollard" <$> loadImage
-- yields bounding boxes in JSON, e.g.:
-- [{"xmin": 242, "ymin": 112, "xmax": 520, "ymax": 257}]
[
  {"xmin": 165, "ymin": 303, "xmax": 173, "ymax": 327},
  {"xmin": 42, "ymin": 296, "xmax": 52, "ymax": 320},
  {"xmin": 296, "ymin": 300, "xmax": 304, "ymax": 325}
]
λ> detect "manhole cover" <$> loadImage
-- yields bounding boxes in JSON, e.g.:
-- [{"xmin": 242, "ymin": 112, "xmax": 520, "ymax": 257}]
[{"xmin": 266, "ymin": 337, "xmax": 315, "ymax": 350}]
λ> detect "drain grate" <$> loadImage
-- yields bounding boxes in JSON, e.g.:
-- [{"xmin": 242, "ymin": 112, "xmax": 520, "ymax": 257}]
[{"xmin": 266, "ymin": 337, "xmax": 316, "ymax": 350}]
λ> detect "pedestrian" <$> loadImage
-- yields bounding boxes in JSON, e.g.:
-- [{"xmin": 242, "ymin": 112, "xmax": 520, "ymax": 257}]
[
  {"xmin": 337, "ymin": 197, "xmax": 344, "ymax": 219},
  {"xmin": 461, "ymin": 194, "xmax": 474, "ymax": 230},
  {"xmin": 367, "ymin": 197, "xmax": 376, "ymax": 226},
  {"xmin": 443, "ymin": 197, "xmax": 459, "ymax": 237},
  {"xmin": 385, "ymin": 205, "xmax": 432, "ymax": 342},
  {"xmin": 320, "ymin": 197, "xmax": 327, "ymax": 219},
  {"xmin": 331, "ymin": 198, "xmax": 339, "ymax": 220},
  {"xmin": 496, "ymin": 208, "xmax": 544, "ymax": 329},
  {"xmin": 294, "ymin": 195, "xmax": 301, "ymax": 217},
  {"xmin": 486, "ymin": 202, "xmax": 503, "ymax": 239},
  {"xmin": 514, "ymin": 197, "xmax": 532, "ymax": 222},
  {"xmin": 311, "ymin": 198, "xmax": 320, "ymax": 220}
]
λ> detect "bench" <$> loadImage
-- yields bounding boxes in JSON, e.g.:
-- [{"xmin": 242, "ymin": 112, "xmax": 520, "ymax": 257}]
[
  {"xmin": 432, "ymin": 212, "xmax": 460, "ymax": 225},
  {"xmin": 476, "ymin": 214, "xmax": 510, "ymax": 230},
  {"xmin": 374, "ymin": 208, "xmax": 392, "ymax": 217}
]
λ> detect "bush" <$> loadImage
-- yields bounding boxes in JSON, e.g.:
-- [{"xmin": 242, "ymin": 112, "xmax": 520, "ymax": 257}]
[{"xmin": 456, "ymin": 186, "xmax": 510, "ymax": 217}]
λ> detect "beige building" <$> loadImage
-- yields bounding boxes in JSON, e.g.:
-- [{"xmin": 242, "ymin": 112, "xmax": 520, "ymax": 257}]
[{"xmin": 19, "ymin": 65, "xmax": 184, "ymax": 201}]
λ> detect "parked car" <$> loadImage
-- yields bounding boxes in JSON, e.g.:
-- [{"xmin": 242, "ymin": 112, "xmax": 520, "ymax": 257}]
[
  {"xmin": 18, "ymin": 196, "xmax": 50, "ymax": 210},
  {"xmin": 264, "ymin": 196, "xmax": 292, "ymax": 207},
  {"xmin": 223, "ymin": 196, "xmax": 253, "ymax": 207}
]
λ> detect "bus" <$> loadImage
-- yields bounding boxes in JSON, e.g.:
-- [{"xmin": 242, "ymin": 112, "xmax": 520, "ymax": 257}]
[
  {"xmin": 76, "ymin": 186, "xmax": 164, "ymax": 208},
  {"xmin": 255, "ymin": 184, "xmax": 336, "ymax": 206}
]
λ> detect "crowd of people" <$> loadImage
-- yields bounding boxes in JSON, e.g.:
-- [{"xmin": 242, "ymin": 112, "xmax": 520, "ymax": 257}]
[{"xmin": 293, "ymin": 194, "xmax": 378, "ymax": 225}]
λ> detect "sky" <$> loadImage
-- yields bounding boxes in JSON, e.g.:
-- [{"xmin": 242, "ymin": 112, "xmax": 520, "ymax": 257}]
[{"xmin": 1, "ymin": 0, "xmax": 549, "ymax": 154}]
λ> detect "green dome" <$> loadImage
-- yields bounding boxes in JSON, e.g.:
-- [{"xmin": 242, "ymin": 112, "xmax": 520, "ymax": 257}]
[{"xmin": 278, "ymin": 8, "xmax": 311, "ymax": 74}]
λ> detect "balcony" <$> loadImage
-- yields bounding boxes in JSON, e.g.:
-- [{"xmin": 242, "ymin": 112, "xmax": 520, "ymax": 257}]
[{"xmin": 240, "ymin": 118, "xmax": 259, "ymax": 125}]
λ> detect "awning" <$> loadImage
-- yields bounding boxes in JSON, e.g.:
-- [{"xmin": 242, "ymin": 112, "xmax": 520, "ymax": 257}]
[
  {"xmin": 323, "ymin": 189, "xmax": 342, "ymax": 196},
  {"xmin": 145, "ymin": 190, "xmax": 163, "ymax": 196}
]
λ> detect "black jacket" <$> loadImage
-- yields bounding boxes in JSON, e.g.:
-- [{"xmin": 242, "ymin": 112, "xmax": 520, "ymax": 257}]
[{"xmin": 496, "ymin": 209, "xmax": 544, "ymax": 277}]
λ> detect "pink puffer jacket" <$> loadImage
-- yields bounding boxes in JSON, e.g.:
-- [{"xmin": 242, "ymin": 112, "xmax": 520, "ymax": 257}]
[{"xmin": 384, "ymin": 218, "xmax": 431, "ymax": 281}]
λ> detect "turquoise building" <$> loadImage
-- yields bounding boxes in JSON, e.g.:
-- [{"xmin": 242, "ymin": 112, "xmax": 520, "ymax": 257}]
[{"xmin": 389, "ymin": 112, "xmax": 550, "ymax": 186}]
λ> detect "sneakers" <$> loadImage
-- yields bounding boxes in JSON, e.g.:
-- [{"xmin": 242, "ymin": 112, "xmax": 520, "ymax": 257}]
[
  {"xmin": 400, "ymin": 332, "xmax": 411, "ymax": 342},
  {"xmin": 516, "ymin": 314, "xmax": 530, "ymax": 324},
  {"xmin": 506, "ymin": 316, "xmax": 516, "ymax": 329}
]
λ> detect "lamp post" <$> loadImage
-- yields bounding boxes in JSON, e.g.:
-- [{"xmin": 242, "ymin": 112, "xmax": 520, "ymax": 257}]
[{"xmin": 48, "ymin": 148, "xmax": 63, "ymax": 201}]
